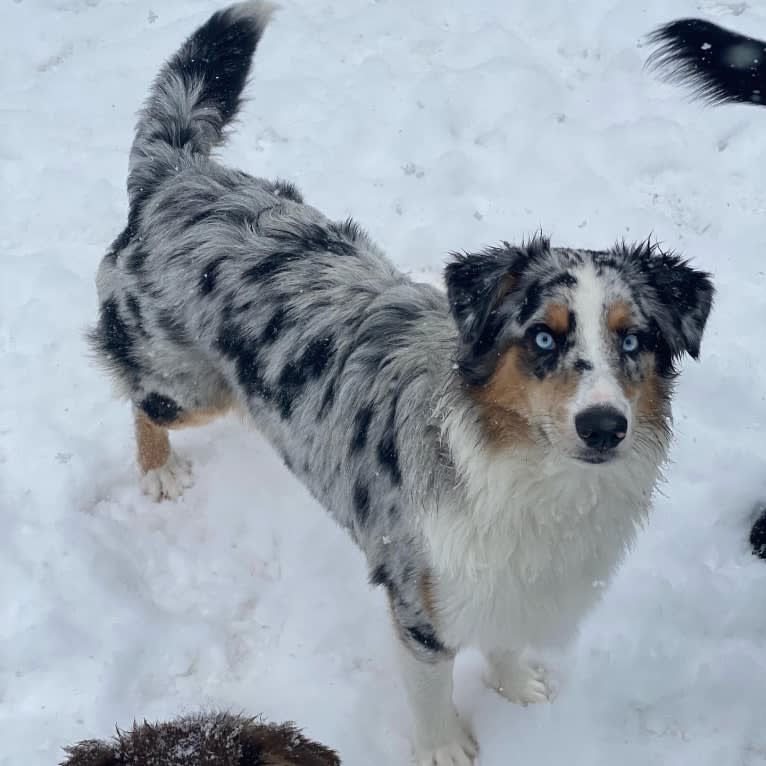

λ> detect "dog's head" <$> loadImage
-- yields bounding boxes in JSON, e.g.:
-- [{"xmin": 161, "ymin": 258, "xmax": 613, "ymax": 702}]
[
  {"xmin": 445, "ymin": 235, "xmax": 714, "ymax": 464},
  {"xmin": 60, "ymin": 714, "xmax": 341, "ymax": 766}
]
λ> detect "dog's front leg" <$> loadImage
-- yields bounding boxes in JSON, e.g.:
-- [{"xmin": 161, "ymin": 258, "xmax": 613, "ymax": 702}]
[
  {"xmin": 396, "ymin": 639, "xmax": 476, "ymax": 766},
  {"xmin": 482, "ymin": 648, "xmax": 554, "ymax": 705},
  {"xmin": 134, "ymin": 407, "xmax": 193, "ymax": 501}
]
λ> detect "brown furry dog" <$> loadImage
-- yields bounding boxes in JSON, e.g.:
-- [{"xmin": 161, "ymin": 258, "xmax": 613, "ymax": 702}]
[{"xmin": 60, "ymin": 712, "xmax": 340, "ymax": 766}]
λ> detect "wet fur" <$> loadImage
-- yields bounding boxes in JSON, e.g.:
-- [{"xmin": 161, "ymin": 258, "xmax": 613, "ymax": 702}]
[
  {"xmin": 90, "ymin": 4, "xmax": 714, "ymax": 762},
  {"xmin": 60, "ymin": 712, "xmax": 340, "ymax": 766}
]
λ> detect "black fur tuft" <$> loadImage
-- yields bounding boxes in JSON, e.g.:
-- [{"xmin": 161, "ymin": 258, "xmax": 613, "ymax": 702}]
[
  {"xmin": 353, "ymin": 481, "xmax": 371, "ymax": 525},
  {"xmin": 199, "ymin": 256, "xmax": 229, "ymax": 296},
  {"xmin": 88, "ymin": 297, "xmax": 142, "ymax": 389},
  {"xmin": 405, "ymin": 625, "xmax": 447, "ymax": 654},
  {"xmin": 350, "ymin": 405, "xmax": 374, "ymax": 455},
  {"xmin": 750, "ymin": 506, "xmax": 766, "ymax": 559},
  {"xmin": 647, "ymin": 18, "xmax": 766, "ymax": 106},
  {"xmin": 216, "ymin": 313, "xmax": 273, "ymax": 402}
]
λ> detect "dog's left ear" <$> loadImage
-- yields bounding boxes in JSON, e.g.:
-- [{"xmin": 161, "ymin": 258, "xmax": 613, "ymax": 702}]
[{"xmin": 629, "ymin": 242, "xmax": 715, "ymax": 360}]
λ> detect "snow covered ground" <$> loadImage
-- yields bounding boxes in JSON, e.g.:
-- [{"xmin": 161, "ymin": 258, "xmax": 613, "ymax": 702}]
[{"xmin": 2, "ymin": 0, "xmax": 766, "ymax": 763}]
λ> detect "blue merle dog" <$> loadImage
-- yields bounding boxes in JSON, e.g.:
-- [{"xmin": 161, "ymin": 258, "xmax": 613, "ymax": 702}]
[{"xmin": 90, "ymin": 4, "xmax": 714, "ymax": 763}]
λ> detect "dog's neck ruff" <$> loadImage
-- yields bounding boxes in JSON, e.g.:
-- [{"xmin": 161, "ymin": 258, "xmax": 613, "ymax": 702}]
[{"xmin": 429, "ymin": 391, "xmax": 667, "ymax": 585}]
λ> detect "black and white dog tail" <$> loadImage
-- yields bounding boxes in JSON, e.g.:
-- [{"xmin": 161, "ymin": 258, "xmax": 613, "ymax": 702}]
[
  {"xmin": 648, "ymin": 21, "xmax": 766, "ymax": 563},
  {"xmin": 646, "ymin": 18, "xmax": 766, "ymax": 106},
  {"xmin": 127, "ymin": 1, "xmax": 276, "ymax": 212}
]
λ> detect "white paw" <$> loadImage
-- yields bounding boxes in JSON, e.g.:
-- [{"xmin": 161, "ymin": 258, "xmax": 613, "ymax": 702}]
[
  {"xmin": 416, "ymin": 728, "xmax": 477, "ymax": 766},
  {"xmin": 484, "ymin": 653, "xmax": 554, "ymax": 706},
  {"xmin": 140, "ymin": 451, "xmax": 193, "ymax": 501}
]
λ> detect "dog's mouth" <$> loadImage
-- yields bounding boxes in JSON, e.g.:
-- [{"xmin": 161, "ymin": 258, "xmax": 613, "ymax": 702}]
[{"xmin": 573, "ymin": 450, "xmax": 618, "ymax": 465}]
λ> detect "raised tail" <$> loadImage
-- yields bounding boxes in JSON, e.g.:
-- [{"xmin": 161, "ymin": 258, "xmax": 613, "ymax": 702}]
[
  {"xmin": 127, "ymin": 1, "xmax": 276, "ymax": 214},
  {"xmin": 646, "ymin": 18, "xmax": 766, "ymax": 107}
]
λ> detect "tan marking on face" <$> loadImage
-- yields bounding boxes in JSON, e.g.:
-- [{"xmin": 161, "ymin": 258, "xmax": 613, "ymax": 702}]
[
  {"xmin": 615, "ymin": 348, "xmax": 670, "ymax": 408},
  {"xmin": 544, "ymin": 303, "xmax": 570, "ymax": 335},
  {"xmin": 607, "ymin": 301, "xmax": 633, "ymax": 333},
  {"xmin": 473, "ymin": 345, "xmax": 578, "ymax": 447},
  {"xmin": 616, "ymin": 367, "xmax": 640, "ymax": 402},
  {"xmin": 634, "ymin": 360, "xmax": 672, "ymax": 439},
  {"xmin": 134, "ymin": 409, "xmax": 170, "ymax": 473}
]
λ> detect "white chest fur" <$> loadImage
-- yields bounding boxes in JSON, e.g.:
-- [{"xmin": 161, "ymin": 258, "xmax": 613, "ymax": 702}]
[{"xmin": 423, "ymin": 439, "xmax": 661, "ymax": 651}]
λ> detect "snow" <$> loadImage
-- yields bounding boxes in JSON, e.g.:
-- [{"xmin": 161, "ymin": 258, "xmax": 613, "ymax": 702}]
[{"xmin": 2, "ymin": 0, "xmax": 766, "ymax": 764}]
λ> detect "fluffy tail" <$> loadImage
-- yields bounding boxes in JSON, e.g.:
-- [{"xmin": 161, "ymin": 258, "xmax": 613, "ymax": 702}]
[
  {"xmin": 646, "ymin": 18, "xmax": 766, "ymax": 106},
  {"xmin": 127, "ymin": 1, "xmax": 276, "ymax": 213}
]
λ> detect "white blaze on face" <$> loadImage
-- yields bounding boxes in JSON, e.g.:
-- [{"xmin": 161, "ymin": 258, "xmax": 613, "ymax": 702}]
[{"xmin": 568, "ymin": 263, "xmax": 630, "ymax": 436}]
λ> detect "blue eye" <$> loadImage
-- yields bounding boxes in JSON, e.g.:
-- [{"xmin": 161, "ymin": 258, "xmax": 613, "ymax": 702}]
[
  {"xmin": 622, "ymin": 334, "xmax": 639, "ymax": 353},
  {"xmin": 535, "ymin": 331, "xmax": 556, "ymax": 351}
]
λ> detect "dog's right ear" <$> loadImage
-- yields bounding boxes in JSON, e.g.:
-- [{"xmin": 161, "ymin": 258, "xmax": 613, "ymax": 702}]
[
  {"xmin": 445, "ymin": 246, "xmax": 521, "ymax": 348},
  {"xmin": 445, "ymin": 237, "xmax": 550, "ymax": 385},
  {"xmin": 445, "ymin": 235, "xmax": 549, "ymax": 356}
]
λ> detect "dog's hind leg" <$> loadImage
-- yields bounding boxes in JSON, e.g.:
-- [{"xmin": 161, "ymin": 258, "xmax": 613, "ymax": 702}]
[
  {"xmin": 133, "ymin": 390, "xmax": 233, "ymax": 501},
  {"xmin": 134, "ymin": 407, "xmax": 193, "ymax": 501}
]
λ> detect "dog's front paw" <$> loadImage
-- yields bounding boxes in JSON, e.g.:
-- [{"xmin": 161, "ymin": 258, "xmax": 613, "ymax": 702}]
[
  {"xmin": 140, "ymin": 450, "xmax": 193, "ymax": 501},
  {"xmin": 484, "ymin": 650, "xmax": 554, "ymax": 706},
  {"xmin": 416, "ymin": 731, "xmax": 477, "ymax": 766}
]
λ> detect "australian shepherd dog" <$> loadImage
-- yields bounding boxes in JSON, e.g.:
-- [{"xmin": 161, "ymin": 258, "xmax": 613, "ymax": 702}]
[{"xmin": 90, "ymin": 4, "xmax": 714, "ymax": 763}]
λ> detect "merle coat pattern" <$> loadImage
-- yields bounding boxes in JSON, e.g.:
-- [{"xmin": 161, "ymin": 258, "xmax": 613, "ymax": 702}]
[
  {"xmin": 90, "ymin": 4, "xmax": 714, "ymax": 763},
  {"xmin": 92, "ymin": 0, "xmax": 464, "ymax": 668}
]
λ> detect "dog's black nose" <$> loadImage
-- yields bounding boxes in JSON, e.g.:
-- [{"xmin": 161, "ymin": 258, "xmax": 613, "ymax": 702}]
[{"xmin": 575, "ymin": 407, "xmax": 627, "ymax": 451}]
